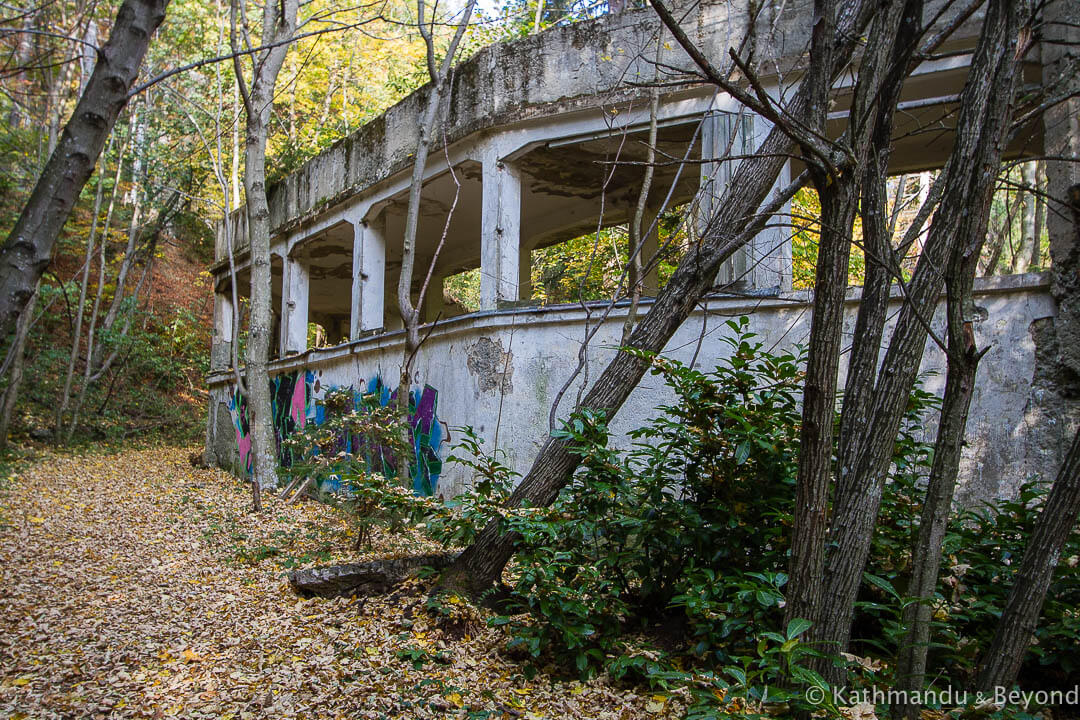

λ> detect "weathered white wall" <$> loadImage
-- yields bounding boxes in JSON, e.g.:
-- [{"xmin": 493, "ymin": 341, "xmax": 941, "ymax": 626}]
[{"xmin": 206, "ymin": 273, "xmax": 1073, "ymax": 507}]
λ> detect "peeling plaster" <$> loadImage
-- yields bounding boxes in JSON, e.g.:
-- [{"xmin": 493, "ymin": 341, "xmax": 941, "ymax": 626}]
[{"xmin": 466, "ymin": 336, "xmax": 514, "ymax": 396}]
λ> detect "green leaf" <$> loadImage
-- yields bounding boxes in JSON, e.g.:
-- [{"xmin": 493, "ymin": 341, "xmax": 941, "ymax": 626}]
[
  {"xmin": 790, "ymin": 665, "xmax": 829, "ymax": 690},
  {"xmin": 864, "ymin": 572, "xmax": 900, "ymax": 600},
  {"xmin": 786, "ymin": 617, "xmax": 813, "ymax": 640},
  {"xmin": 734, "ymin": 441, "xmax": 751, "ymax": 465}
]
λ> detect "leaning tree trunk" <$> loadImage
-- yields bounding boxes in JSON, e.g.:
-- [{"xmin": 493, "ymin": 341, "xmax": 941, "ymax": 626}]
[
  {"xmin": 976, "ymin": 183, "xmax": 1080, "ymax": 690},
  {"xmin": 977, "ymin": 425, "xmax": 1080, "ymax": 689},
  {"xmin": 835, "ymin": 0, "xmax": 928, "ymax": 519},
  {"xmin": 891, "ymin": 183, "xmax": 994, "ymax": 720},
  {"xmin": 817, "ymin": 0, "xmax": 1030, "ymax": 668},
  {"xmin": 232, "ymin": 0, "xmax": 298, "ymax": 501},
  {"xmin": 0, "ymin": 285, "xmax": 38, "ymax": 449},
  {"xmin": 786, "ymin": 0, "xmax": 916, "ymax": 633},
  {"xmin": 0, "ymin": 0, "xmax": 170, "ymax": 341},
  {"xmin": 440, "ymin": 0, "xmax": 878, "ymax": 596}
]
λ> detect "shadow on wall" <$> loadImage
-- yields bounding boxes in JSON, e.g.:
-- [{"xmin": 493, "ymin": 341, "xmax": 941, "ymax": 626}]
[{"xmin": 226, "ymin": 370, "xmax": 444, "ymax": 496}]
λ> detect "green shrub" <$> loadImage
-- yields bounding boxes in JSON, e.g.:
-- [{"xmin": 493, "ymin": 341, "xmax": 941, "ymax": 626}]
[
  {"xmin": 281, "ymin": 387, "xmax": 432, "ymax": 546},
  {"xmin": 485, "ymin": 318, "xmax": 815, "ymax": 704},
  {"xmin": 933, "ymin": 480, "xmax": 1080, "ymax": 688},
  {"xmin": 287, "ymin": 315, "xmax": 1080, "ymax": 717}
]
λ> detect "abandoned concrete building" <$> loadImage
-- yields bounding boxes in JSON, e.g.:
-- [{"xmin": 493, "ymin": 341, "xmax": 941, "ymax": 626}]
[{"xmin": 204, "ymin": 0, "xmax": 1079, "ymax": 503}]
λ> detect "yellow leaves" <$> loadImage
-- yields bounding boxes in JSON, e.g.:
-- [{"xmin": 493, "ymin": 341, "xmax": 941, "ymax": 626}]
[
  {"xmin": 28, "ymin": 516, "xmax": 44, "ymax": 524},
  {"xmin": 1, "ymin": 445, "xmax": 675, "ymax": 719},
  {"xmin": 646, "ymin": 694, "xmax": 668, "ymax": 713}
]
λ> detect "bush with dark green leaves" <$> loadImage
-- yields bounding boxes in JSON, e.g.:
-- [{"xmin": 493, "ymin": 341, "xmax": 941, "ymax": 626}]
[
  {"xmin": 307, "ymin": 315, "xmax": 1080, "ymax": 717},
  {"xmin": 482, "ymin": 318, "xmax": 827, "ymax": 710},
  {"xmin": 432, "ymin": 317, "xmax": 1080, "ymax": 717}
]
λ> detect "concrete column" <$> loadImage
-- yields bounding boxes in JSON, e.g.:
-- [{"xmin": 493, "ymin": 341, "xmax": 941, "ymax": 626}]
[
  {"xmin": 210, "ymin": 290, "xmax": 233, "ymax": 370},
  {"xmin": 700, "ymin": 110, "xmax": 746, "ymax": 287},
  {"xmin": 381, "ymin": 272, "xmax": 404, "ymax": 332},
  {"xmin": 481, "ymin": 154, "xmax": 522, "ymax": 309},
  {"xmin": 699, "ymin": 110, "xmax": 791, "ymax": 291},
  {"xmin": 747, "ymin": 113, "xmax": 792, "ymax": 292},
  {"xmin": 351, "ymin": 215, "xmax": 386, "ymax": 337},
  {"xmin": 283, "ymin": 258, "xmax": 309, "ymax": 355},
  {"xmin": 518, "ymin": 247, "xmax": 532, "ymax": 301},
  {"xmin": 422, "ymin": 274, "xmax": 445, "ymax": 323}
]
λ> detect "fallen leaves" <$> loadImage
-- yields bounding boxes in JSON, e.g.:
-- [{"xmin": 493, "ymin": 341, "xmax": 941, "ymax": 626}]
[{"xmin": 0, "ymin": 446, "xmax": 679, "ymax": 719}]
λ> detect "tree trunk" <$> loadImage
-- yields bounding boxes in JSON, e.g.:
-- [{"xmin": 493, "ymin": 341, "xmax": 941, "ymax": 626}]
[
  {"xmin": 0, "ymin": 0, "xmax": 170, "ymax": 341},
  {"xmin": 976, "ymin": 183, "xmax": 1080, "ymax": 690},
  {"xmin": 787, "ymin": 0, "xmax": 919, "ymax": 633},
  {"xmin": 1029, "ymin": 160, "xmax": 1045, "ymax": 270},
  {"xmin": 976, "ymin": 425, "xmax": 1080, "ymax": 689},
  {"xmin": 440, "ymin": 0, "xmax": 879, "ymax": 595},
  {"xmin": 785, "ymin": 0, "xmax": 853, "ymax": 629},
  {"xmin": 289, "ymin": 553, "xmax": 459, "ymax": 598},
  {"xmin": 233, "ymin": 0, "xmax": 298, "ymax": 498},
  {"xmin": 0, "ymin": 285, "xmax": 38, "ymax": 449},
  {"xmin": 621, "ymin": 35, "xmax": 661, "ymax": 346},
  {"xmin": 55, "ymin": 145, "xmax": 112, "ymax": 442},
  {"xmin": 7, "ymin": 11, "xmax": 35, "ymax": 128},
  {"xmin": 786, "ymin": 181, "xmax": 856, "ymax": 628},
  {"xmin": 892, "ymin": 176, "xmax": 994, "ymax": 720},
  {"xmin": 818, "ymin": 0, "xmax": 1029, "ymax": 668},
  {"xmin": 981, "ymin": 187, "xmax": 1021, "ymax": 276},
  {"xmin": 395, "ymin": 0, "xmax": 476, "ymax": 486}
]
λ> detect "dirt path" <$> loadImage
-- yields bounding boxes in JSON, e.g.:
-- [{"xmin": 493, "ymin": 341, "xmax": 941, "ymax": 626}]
[{"xmin": 0, "ymin": 447, "xmax": 674, "ymax": 719}]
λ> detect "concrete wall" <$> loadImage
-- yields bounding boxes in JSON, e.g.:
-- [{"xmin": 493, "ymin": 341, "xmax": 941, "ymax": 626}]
[
  {"xmin": 213, "ymin": 0, "xmax": 813, "ymax": 257},
  {"xmin": 205, "ymin": 273, "xmax": 1077, "ymax": 506}
]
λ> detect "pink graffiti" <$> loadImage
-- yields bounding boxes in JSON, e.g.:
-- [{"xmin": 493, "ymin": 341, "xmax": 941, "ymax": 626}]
[
  {"xmin": 290, "ymin": 375, "xmax": 307, "ymax": 428},
  {"xmin": 236, "ymin": 434, "xmax": 252, "ymax": 471}
]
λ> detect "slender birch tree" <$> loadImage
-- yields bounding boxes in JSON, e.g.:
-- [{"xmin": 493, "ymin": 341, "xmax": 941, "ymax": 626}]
[{"xmin": 231, "ymin": 0, "xmax": 299, "ymax": 506}]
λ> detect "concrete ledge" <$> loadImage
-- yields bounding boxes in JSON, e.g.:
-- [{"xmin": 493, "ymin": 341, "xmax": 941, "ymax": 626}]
[{"xmin": 206, "ymin": 272, "xmax": 1052, "ymax": 387}]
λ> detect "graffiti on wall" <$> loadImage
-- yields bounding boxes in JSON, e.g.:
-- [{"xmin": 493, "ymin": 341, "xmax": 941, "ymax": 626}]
[
  {"xmin": 359, "ymin": 376, "xmax": 443, "ymax": 496},
  {"xmin": 272, "ymin": 370, "xmax": 315, "ymax": 468},
  {"xmin": 226, "ymin": 389, "xmax": 252, "ymax": 475},
  {"xmin": 226, "ymin": 370, "xmax": 443, "ymax": 496}
]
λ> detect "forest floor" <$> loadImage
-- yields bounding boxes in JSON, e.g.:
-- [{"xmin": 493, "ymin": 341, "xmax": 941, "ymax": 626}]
[{"xmin": 0, "ymin": 446, "xmax": 679, "ymax": 719}]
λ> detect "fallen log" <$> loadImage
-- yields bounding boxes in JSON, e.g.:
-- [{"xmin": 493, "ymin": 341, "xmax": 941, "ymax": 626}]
[{"xmin": 288, "ymin": 552, "xmax": 459, "ymax": 598}]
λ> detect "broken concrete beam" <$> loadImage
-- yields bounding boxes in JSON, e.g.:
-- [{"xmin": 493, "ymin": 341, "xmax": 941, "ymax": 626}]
[{"xmin": 288, "ymin": 552, "xmax": 459, "ymax": 598}]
